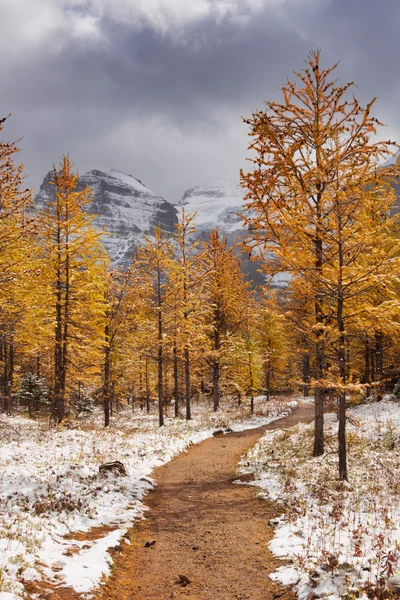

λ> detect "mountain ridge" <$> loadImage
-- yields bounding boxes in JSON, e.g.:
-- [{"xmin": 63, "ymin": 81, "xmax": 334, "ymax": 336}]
[{"xmin": 35, "ymin": 168, "xmax": 178, "ymax": 268}]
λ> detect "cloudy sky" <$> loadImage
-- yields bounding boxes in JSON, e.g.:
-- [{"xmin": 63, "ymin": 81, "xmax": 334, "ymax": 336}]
[{"xmin": 1, "ymin": 0, "xmax": 400, "ymax": 203}]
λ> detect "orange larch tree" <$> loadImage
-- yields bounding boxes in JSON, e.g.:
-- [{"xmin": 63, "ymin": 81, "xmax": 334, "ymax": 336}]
[{"xmin": 241, "ymin": 50, "xmax": 399, "ymax": 478}]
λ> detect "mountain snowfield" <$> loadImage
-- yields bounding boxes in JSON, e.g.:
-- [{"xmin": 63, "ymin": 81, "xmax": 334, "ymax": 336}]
[{"xmin": 177, "ymin": 180, "xmax": 245, "ymax": 234}]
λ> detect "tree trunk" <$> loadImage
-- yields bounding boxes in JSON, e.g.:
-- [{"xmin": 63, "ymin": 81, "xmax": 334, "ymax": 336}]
[
  {"xmin": 185, "ymin": 347, "xmax": 191, "ymax": 420},
  {"xmin": 173, "ymin": 342, "xmax": 179, "ymax": 418},
  {"xmin": 53, "ymin": 260, "xmax": 64, "ymax": 424},
  {"xmin": 139, "ymin": 367, "xmax": 144, "ymax": 410},
  {"xmin": 313, "ymin": 236, "xmax": 325, "ymax": 457},
  {"xmin": 265, "ymin": 337, "xmax": 271, "ymax": 400},
  {"xmin": 338, "ymin": 388, "xmax": 347, "ymax": 481},
  {"xmin": 53, "ymin": 199, "xmax": 65, "ymax": 425},
  {"xmin": 375, "ymin": 331, "xmax": 383, "ymax": 379},
  {"xmin": 157, "ymin": 263, "xmax": 164, "ymax": 427},
  {"xmin": 145, "ymin": 358, "xmax": 151, "ymax": 414},
  {"xmin": 337, "ymin": 229, "xmax": 348, "ymax": 481},
  {"xmin": 364, "ymin": 336, "xmax": 371, "ymax": 399},
  {"xmin": 314, "ymin": 387, "xmax": 324, "ymax": 457},
  {"xmin": 2, "ymin": 339, "xmax": 7, "ymax": 414},
  {"xmin": 5, "ymin": 342, "xmax": 14, "ymax": 415},
  {"xmin": 302, "ymin": 353, "xmax": 310, "ymax": 397},
  {"xmin": 104, "ymin": 322, "xmax": 111, "ymax": 428},
  {"xmin": 337, "ymin": 322, "xmax": 348, "ymax": 480},
  {"xmin": 249, "ymin": 353, "xmax": 254, "ymax": 416},
  {"xmin": 61, "ymin": 233, "xmax": 70, "ymax": 405},
  {"xmin": 375, "ymin": 331, "xmax": 383, "ymax": 401},
  {"xmin": 213, "ymin": 359, "xmax": 220, "ymax": 412},
  {"xmin": 213, "ymin": 308, "xmax": 221, "ymax": 412},
  {"xmin": 0, "ymin": 339, "xmax": 4, "ymax": 413}
]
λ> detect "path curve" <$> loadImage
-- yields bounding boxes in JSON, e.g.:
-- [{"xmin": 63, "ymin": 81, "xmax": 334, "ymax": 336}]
[{"xmin": 94, "ymin": 403, "xmax": 315, "ymax": 600}]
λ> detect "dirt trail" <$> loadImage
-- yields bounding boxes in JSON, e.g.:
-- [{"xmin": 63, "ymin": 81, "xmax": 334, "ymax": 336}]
[{"xmin": 93, "ymin": 403, "xmax": 314, "ymax": 600}]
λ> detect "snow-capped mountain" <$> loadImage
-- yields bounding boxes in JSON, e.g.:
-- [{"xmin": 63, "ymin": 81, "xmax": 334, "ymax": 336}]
[
  {"xmin": 35, "ymin": 170, "xmax": 266, "ymax": 284},
  {"xmin": 177, "ymin": 180, "xmax": 266, "ymax": 285},
  {"xmin": 177, "ymin": 180, "xmax": 245, "ymax": 234},
  {"xmin": 35, "ymin": 168, "xmax": 178, "ymax": 267}
]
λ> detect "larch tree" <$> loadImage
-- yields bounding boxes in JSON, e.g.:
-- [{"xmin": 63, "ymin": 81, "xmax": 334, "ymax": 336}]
[
  {"xmin": 138, "ymin": 228, "xmax": 174, "ymax": 427},
  {"xmin": 241, "ymin": 49, "xmax": 399, "ymax": 475},
  {"xmin": 102, "ymin": 259, "xmax": 144, "ymax": 427},
  {"xmin": 39, "ymin": 156, "xmax": 107, "ymax": 423},
  {"xmin": 231, "ymin": 295, "xmax": 263, "ymax": 415},
  {"xmin": 258, "ymin": 293, "xmax": 291, "ymax": 400},
  {"xmin": 199, "ymin": 229, "xmax": 249, "ymax": 411},
  {"xmin": 170, "ymin": 209, "xmax": 205, "ymax": 420},
  {"xmin": 0, "ymin": 114, "xmax": 33, "ymax": 413}
]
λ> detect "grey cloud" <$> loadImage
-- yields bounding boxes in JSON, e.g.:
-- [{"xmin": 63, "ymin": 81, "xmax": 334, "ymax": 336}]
[{"xmin": 2, "ymin": 0, "xmax": 400, "ymax": 202}]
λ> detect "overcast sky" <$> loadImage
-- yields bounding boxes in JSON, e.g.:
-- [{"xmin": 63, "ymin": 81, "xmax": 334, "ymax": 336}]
[{"xmin": 1, "ymin": 0, "xmax": 400, "ymax": 203}]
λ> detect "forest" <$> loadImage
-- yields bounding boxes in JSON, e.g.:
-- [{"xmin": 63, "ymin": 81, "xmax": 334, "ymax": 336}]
[
  {"xmin": 2, "ymin": 52, "xmax": 400, "ymax": 471},
  {"xmin": 1, "ymin": 50, "xmax": 400, "ymax": 600}
]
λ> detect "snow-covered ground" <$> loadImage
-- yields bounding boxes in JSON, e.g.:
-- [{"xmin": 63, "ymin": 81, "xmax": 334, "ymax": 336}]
[
  {"xmin": 0, "ymin": 396, "xmax": 295, "ymax": 599},
  {"xmin": 240, "ymin": 398, "xmax": 400, "ymax": 600}
]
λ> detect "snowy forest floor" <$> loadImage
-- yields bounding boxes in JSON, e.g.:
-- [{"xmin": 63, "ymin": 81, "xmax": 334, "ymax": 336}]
[
  {"xmin": 241, "ymin": 397, "xmax": 400, "ymax": 600},
  {"xmin": 0, "ymin": 395, "xmax": 297, "ymax": 600}
]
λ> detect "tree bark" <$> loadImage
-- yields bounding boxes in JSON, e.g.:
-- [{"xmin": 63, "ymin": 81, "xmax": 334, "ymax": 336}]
[
  {"xmin": 145, "ymin": 358, "xmax": 151, "ymax": 414},
  {"xmin": 4, "ymin": 341, "xmax": 14, "ymax": 415},
  {"xmin": 364, "ymin": 336, "xmax": 371, "ymax": 399},
  {"xmin": 302, "ymin": 353, "xmax": 310, "ymax": 397},
  {"xmin": 313, "ymin": 77, "xmax": 326, "ymax": 458},
  {"xmin": 313, "ymin": 235, "xmax": 325, "ymax": 457},
  {"xmin": 104, "ymin": 322, "xmax": 111, "ymax": 427},
  {"xmin": 337, "ymin": 213, "xmax": 347, "ymax": 481},
  {"xmin": 375, "ymin": 331, "xmax": 383, "ymax": 401},
  {"xmin": 185, "ymin": 346, "xmax": 191, "ymax": 420},
  {"xmin": 337, "ymin": 298, "xmax": 348, "ymax": 481},
  {"xmin": 213, "ymin": 359, "xmax": 220, "ymax": 412},
  {"xmin": 157, "ymin": 263, "xmax": 164, "ymax": 427},
  {"xmin": 265, "ymin": 337, "xmax": 271, "ymax": 400},
  {"xmin": 249, "ymin": 352, "xmax": 254, "ymax": 415},
  {"xmin": 213, "ymin": 305, "xmax": 221, "ymax": 412},
  {"xmin": 173, "ymin": 342, "xmax": 179, "ymax": 418},
  {"xmin": 53, "ymin": 253, "xmax": 64, "ymax": 423}
]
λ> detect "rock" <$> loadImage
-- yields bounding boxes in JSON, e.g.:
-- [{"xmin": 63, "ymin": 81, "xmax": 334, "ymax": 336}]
[
  {"xmin": 308, "ymin": 570, "xmax": 320, "ymax": 587},
  {"xmin": 99, "ymin": 461, "xmax": 127, "ymax": 477},
  {"xmin": 387, "ymin": 575, "xmax": 400, "ymax": 595},
  {"xmin": 269, "ymin": 517, "xmax": 284, "ymax": 526},
  {"xmin": 213, "ymin": 429, "xmax": 224, "ymax": 436},
  {"xmin": 140, "ymin": 477, "xmax": 153, "ymax": 484},
  {"xmin": 144, "ymin": 540, "xmax": 156, "ymax": 548},
  {"xmin": 177, "ymin": 574, "xmax": 191, "ymax": 587}
]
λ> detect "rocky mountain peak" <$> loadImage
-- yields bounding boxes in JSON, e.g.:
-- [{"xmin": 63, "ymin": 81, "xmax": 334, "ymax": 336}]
[{"xmin": 35, "ymin": 168, "xmax": 178, "ymax": 268}]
